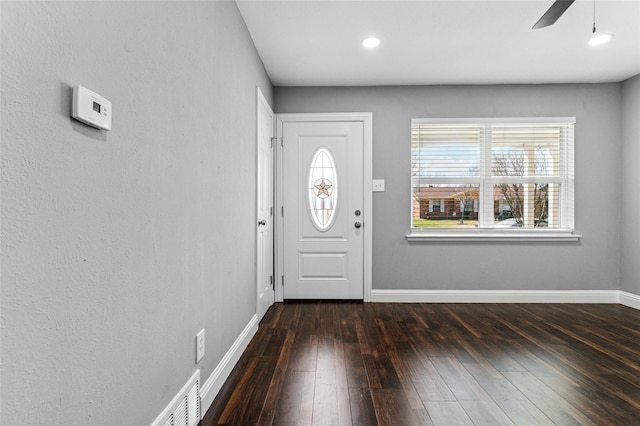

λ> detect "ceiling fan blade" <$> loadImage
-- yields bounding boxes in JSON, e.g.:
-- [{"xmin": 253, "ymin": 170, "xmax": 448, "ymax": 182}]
[{"xmin": 532, "ymin": 0, "xmax": 575, "ymax": 29}]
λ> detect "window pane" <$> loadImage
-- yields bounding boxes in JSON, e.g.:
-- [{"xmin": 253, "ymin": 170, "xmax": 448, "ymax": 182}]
[
  {"xmin": 411, "ymin": 125, "xmax": 481, "ymax": 189},
  {"xmin": 493, "ymin": 183, "xmax": 561, "ymax": 228},
  {"xmin": 308, "ymin": 148, "xmax": 338, "ymax": 230},
  {"xmin": 491, "ymin": 126, "xmax": 562, "ymax": 178},
  {"xmin": 413, "ymin": 185, "xmax": 479, "ymax": 228}
]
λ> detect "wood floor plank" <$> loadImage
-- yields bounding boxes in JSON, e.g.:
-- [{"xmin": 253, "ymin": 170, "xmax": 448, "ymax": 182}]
[
  {"xmin": 442, "ymin": 305, "xmax": 483, "ymax": 339},
  {"xmin": 450, "ymin": 336, "xmax": 554, "ymax": 425},
  {"xmin": 458, "ymin": 398, "xmax": 516, "ymax": 426},
  {"xmin": 348, "ymin": 388, "xmax": 377, "ymax": 426},
  {"xmin": 462, "ymin": 363, "xmax": 554, "ymax": 425},
  {"xmin": 288, "ymin": 334, "xmax": 318, "ymax": 372},
  {"xmin": 530, "ymin": 339, "xmax": 640, "ymax": 422},
  {"xmin": 464, "ymin": 335, "xmax": 527, "ymax": 373},
  {"xmin": 203, "ymin": 302, "xmax": 640, "ymax": 426},
  {"xmin": 311, "ymin": 337, "xmax": 346, "ymax": 426},
  {"xmin": 385, "ymin": 341, "xmax": 426, "ymax": 410},
  {"xmin": 312, "ymin": 371, "xmax": 339, "ymax": 426},
  {"xmin": 423, "ymin": 401, "xmax": 471, "ymax": 426},
  {"xmin": 343, "ymin": 341, "xmax": 369, "ymax": 389},
  {"xmin": 402, "ymin": 319, "xmax": 453, "ymax": 358},
  {"xmin": 504, "ymin": 371, "xmax": 598, "ymax": 426},
  {"xmin": 371, "ymin": 388, "xmax": 433, "ymax": 426},
  {"xmin": 501, "ymin": 338, "xmax": 572, "ymax": 380},
  {"xmin": 332, "ymin": 338, "xmax": 353, "ymax": 425},
  {"xmin": 255, "ymin": 330, "xmax": 296, "ymax": 425},
  {"xmin": 375, "ymin": 317, "xmax": 408, "ymax": 344},
  {"xmin": 243, "ymin": 327, "xmax": 274, "ymax": 358},
  {"xmin": 272, "ymin": 370, "xmax": 315, "ymax": 425},
  {"xmin": 260, "ymin": 302, "xmax": 282, "ymax": 327},
  {"xmin": 369, "ymin": 344, "xmax": 402, "ymax": 389},
  {"xmin": 429, "ymin": 356, "xmax": 488, "ymax": 401},
  {"xmin": 217, "ymin": 356, "xmax": 276, "ymax": 425},
  {"xmin": 317, "ymin": 303, "xmax": 339, "ymax": 339},
  {"xmin": 404, "ymin": 349, "xmax": 457, "ymax": 402},
  {"xmin": 337, "ymin": 303, "xmax": 360, "ymax": 343}
]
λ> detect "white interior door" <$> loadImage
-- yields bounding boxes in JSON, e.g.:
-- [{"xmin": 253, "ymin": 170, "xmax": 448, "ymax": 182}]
[
  {"xmin": 256, "ymin": 89, "xmax": 274, "ymax": 321},
  {"xmin": 282, "ymin": 121, "xmax": 364, "ymax": 299}
]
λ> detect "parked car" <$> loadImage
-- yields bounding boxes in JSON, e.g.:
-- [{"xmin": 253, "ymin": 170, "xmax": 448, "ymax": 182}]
[
  {"xmin": 475, "ymin": 218, "xmax": 549, "ymax": 228},
  {"xmin": 494, "ymin": 218, "xmax": 520, "ymax": 228},
  {"xmin": 475, "ymin": 218, "xmax": 521, "ymax": 228}
]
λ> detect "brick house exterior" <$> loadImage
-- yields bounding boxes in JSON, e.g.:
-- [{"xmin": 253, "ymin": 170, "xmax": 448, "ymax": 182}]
[{"xmin": 413, "ymin": 186, "xmax": 513, "ymax": 220}]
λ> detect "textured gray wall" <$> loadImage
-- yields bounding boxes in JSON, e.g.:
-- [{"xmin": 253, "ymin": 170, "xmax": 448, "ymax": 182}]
[
  {"xmin": 276, "ymin": 84, "xmax": 622, "ymax": 292},
  {"xmin": 620, "ymin": 74, "xmax": 640, "ymax": 296},
  {"xmin": 1, "ymin": 1, "xmax": 272, "ymax": 424}
]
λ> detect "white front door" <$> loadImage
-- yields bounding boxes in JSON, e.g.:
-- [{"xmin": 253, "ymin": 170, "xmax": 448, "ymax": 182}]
[
  {"xmin": 256, "ymin": 89, "xmax": 274, "ymax": 321},
  {"xmin": 282, "ymin": 121, "xmax": 364, "ymax": 299}
]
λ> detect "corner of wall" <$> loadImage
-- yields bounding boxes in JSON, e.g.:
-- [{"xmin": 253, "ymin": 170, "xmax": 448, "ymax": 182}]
[{"xmin": 620, "ymin": 74, "xmax": 640, "ymax": 297}]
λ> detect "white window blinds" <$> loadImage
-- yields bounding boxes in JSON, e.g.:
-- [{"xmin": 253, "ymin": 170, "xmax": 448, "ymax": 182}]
[{"xmin": 411, "ymin": 118, "xmax": 575, "ymax": 231}]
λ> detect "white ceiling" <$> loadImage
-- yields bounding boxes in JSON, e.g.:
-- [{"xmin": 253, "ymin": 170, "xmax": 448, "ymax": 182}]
[{"xmin": 236, "ymin": 0, "xmax": 640, "ymax": 86}]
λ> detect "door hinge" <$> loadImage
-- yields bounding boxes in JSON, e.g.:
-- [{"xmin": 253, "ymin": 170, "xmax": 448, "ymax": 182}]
[
  {"xmin": 281, "ymin": 276, "xmax": 285, "ymax": 286},
  {"xmin": 280, "ymin": 136, "xmax": 284, "ymax": 147},
  {"xmin": 270, "ymin": 207, "xmax": 273, "ymax": 217},
  {"xmin": 270, "ymin": 137, "xmax": 277, "ymax": 148},
  {"xmin": 281, "ymin": 206, "xmax": 284, "ymax": 217},
  {"xmin": 270, "ymin": 275, "xmax": 273, "ymax": 289}
]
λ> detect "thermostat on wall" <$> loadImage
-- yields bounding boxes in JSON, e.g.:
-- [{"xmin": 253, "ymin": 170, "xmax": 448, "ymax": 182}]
[{"xmin": 72, "ymin": 85, "xmax": 112, "ymax": 131}]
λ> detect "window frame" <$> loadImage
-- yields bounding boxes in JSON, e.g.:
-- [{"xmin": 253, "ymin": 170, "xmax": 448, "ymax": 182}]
[{"xmin": 407, "ymin": 117, "xmax": 580, "ymax": 242}]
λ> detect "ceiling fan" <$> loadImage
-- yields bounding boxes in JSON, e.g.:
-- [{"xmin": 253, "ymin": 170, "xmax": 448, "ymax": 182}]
[{"xmin": 532, "ymin": 0, "xmax": 575, "ymax": 29}]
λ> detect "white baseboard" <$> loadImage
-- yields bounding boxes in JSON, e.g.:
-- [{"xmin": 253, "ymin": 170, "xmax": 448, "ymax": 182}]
[
  {"xmin": 199, "ymin": 314, "xmax": 259, "ymax": 419},
  {"xmin": 371, "ymin": 289, "xmax": 621, "ymax": 304},
  {"xmin": 619, "ymin": 291, "xmax": 640, "ymax": 310}
]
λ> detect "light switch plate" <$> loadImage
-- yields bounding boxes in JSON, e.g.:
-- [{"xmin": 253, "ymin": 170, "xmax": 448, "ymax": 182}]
[{"xmin": 372, "ymin": 179, "xmax": 385, "ymax": 192}]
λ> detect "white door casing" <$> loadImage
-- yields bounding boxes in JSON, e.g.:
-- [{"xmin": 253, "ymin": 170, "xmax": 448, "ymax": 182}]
[
  {"xmin": 256, "ymin": 88, "xmax": 274, "ymax": 321},
  {"xmin": 276, "ymin": 113, "xmax": 372, "ymax": 300}
]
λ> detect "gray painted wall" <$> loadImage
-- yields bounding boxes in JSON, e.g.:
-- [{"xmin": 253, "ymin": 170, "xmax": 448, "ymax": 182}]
[
  {"xmin": 276, "ymin": 84, "xmax": 622, "ymax": 292},
  {"xmin": 1, "ymin": 1, "xmax": 272, "ymax": 425},
  {"xmin": 620, "ymin": 74, "xmax": 640, "ymax": 296}
]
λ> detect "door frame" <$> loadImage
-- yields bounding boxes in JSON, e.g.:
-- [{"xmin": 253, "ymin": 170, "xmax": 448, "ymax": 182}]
[{"xmin": 275, "ymin": 112, "xmax": 373, "ymax": 302}]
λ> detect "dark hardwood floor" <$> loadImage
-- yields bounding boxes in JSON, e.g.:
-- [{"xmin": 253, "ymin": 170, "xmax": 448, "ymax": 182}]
[{"xmin": 201, "ymin": 302, "xmax": 640, "ymax": 425}]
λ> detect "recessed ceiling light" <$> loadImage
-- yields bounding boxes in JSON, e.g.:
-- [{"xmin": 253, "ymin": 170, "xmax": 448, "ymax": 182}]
[
  {"xmin": 588, "ymin": 33, "xmax": 614, "ymax": 46},
  {"xmin": 362, "ymin": 37, "xmax": 380, "ymax": 49}
]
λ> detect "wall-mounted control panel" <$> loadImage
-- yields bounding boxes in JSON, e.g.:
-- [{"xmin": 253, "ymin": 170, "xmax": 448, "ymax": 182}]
[{"xmin": 72, "ymin": 85, "xmax": 112, "ymax": 131}]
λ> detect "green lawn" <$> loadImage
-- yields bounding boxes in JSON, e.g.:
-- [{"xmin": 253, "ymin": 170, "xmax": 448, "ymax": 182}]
[{"xmin": 413, "ymin": 218, "xmax": 478, "ymax": 228}]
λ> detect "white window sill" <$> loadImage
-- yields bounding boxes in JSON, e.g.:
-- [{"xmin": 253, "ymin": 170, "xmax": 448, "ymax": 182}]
[{"xmin": 406, "ymin": 230, "xmax": 582, "ymax": 242}]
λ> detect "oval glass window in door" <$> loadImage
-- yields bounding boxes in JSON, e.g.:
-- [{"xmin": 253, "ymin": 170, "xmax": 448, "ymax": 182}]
[{"xmin": 308, "ymin": 148, "xmax": 338, "ymax": 230}]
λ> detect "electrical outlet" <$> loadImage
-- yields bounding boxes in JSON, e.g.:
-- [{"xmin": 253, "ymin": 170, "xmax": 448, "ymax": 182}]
[{"xmin": 196, "ymin": 329, "xmax": 205, "ymax": 363}]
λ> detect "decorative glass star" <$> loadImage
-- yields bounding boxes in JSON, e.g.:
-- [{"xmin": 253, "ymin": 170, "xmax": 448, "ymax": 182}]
[{"xmin": 313, "ymin": 178, "xmax": 333, "ymax": 198}]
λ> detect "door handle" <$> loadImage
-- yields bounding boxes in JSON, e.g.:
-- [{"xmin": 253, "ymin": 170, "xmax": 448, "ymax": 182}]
[
  {"xmin": 354, "ymin": 221, "xmax": 362, "ymax": 229},
  {"xmin": 258, "ymin": 219, "xmax": 266, "ymax": 226}
]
